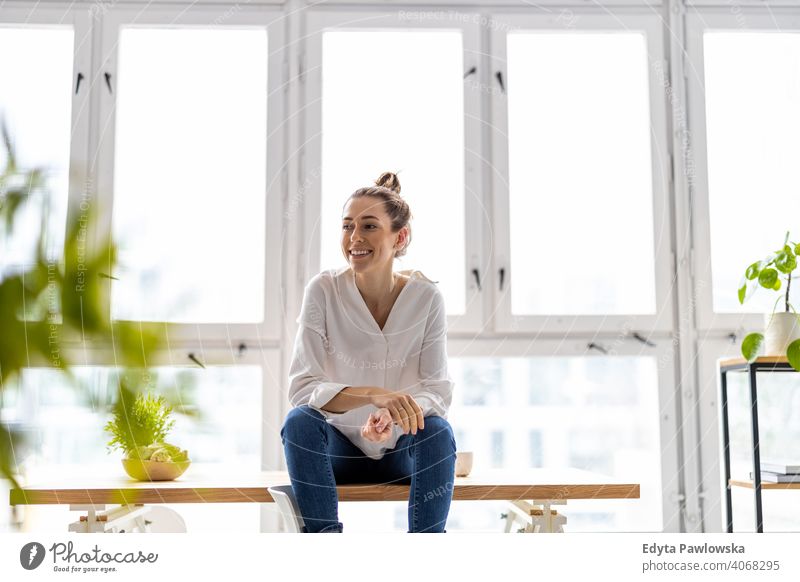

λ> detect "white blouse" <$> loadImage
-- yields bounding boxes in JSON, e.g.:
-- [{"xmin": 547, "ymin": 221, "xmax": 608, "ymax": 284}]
[{"xmin": 287, "ymin": 266, "xmax": 454, "ymax": 460}]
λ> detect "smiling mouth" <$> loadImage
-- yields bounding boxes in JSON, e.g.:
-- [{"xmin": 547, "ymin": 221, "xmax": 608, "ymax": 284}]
[{"xmin": 350, "ymin": 250, "xmax": 373, "ymax": 260}]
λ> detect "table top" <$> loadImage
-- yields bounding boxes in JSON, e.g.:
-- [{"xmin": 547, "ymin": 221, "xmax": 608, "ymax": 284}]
[
  {"xmin": 10, "ymin": 464, "xmax": 640, "ymax": 505},
  {"xmin": 719, "ymin": 356, "xmax": 795, "ymax": 370},
  {"xmin": 729, "ymin": 479, "xmax": 800, "ymax": 490}
]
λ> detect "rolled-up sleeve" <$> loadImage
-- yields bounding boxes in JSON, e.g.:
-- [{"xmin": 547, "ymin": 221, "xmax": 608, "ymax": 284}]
[
  {"xmin": 287, "ymin": 278, "xmax": 348, "ymax": 417},
  {"xmin": 414, "ymin": 289, "xmax": 454, "ymax": 418}
]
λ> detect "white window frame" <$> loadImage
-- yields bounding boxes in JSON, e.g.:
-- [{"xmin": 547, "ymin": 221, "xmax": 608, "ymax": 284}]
[
  {"xmin": 5, "ymin": 0, "xmax": 750, "ymax": 535},
  {"xmin": 686, "ymin": 9, "xmax": 800, "ymax": 530},
  {"xmin": 449, "ymin": 336, "xmax": 683, "ymax": 532},
  {"xmin": 313, "ymin": 0, "xmax": 664, "ymax": 6},
  {"xmin": 693, "ymin": 335, "xmax": 748, "ymax": 533},
  {"xmin": 685, "ymin": 8, "xmax": 800, "ymax": 334},
  {"xmin": 92, "ymin": 6, "xmax": 286, "ymax": 342},
  {"xmin": 489, "ymin": 9, "xmax": 674, "ymax": 335},
  {"xmin": 302, "ymin": 9, "xmax": 486, "ymax": 334}
]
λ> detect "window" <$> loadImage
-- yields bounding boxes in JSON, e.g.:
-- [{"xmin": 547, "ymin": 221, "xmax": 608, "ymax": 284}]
[
  {"xmin": 0, "ymin": 5, "xmax": 728, "ymax": 535},
  {"xmin": 0, "ymin": 26, "xmax": 74, "ymax": 275},
  {"xmin": 506, "ymin": 31, "xmax": 656, "ymax": 316},
  {"xmin": 529, "ymin": 430, "xmax": 543, "ymax": 467},
  {"xmin": 686, "ymin": 12, "xmax": 800, "ymax": 531},
  {"xmin": 490, "ymin": 430, "xmax": 504, "ymax": 468},
  {"xmin": 110, "ymin": 27, "xmax": 268, "ymax": 323},
  {"xmin": 447, "ymin": 355, "xmax": 664, "ymax": 532},
  {"xmin": 318, "ymin": 30, "xmax": 466, "ymax": 314},
  {"xmin": 460, "ymin": 358, "xmax": 503, "ymax": 405},
  {"xmin": 0, "ymin": 7, "xmax": 285, "ymax": 534},
  {"xmin": 703, "ymin": 32, "xmax": 800, "ymax": 314},
  {"xmin": 4, "ymin": 366, "xmax": 262, "ymax": 468},
  {"xmin": 4, "ymin": 365, "xmax": 263, "ymax": 532}
]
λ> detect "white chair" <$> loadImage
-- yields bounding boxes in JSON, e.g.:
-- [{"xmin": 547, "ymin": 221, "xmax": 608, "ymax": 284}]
[{"xmin": 268, "ymin": 485, "xmax": 305, "ymax": 533}]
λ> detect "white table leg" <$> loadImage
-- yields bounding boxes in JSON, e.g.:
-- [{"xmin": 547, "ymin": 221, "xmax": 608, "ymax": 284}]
[
  {"xmin": 531, "ymin": 500, "xmax": 567, "ymax": 533},
  {"xmin": 501, "ymin": 510, "xmax": 516, "ymax": 533},
  {"xmin": 69, "ymin": 504, "xmax": 153, "ymax": 533},
  {"xmin": 502, "ymin": 500, "xmax": 568, "ymax": 533}
]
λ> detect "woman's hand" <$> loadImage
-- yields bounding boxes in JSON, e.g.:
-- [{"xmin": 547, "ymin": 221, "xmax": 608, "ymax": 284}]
[
  {"xmin": 361, "ymin": 408, "xmax": 394, "ymax": 443},
  {"xmin": 369, "ymin": 390, "xmax": 424, "ymax": 435}
]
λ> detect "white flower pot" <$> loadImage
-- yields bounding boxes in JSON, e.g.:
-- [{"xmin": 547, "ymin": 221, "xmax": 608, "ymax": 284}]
[{"xmin": 763, "ymin": 312, "xmax": 800, "ymax": 356}]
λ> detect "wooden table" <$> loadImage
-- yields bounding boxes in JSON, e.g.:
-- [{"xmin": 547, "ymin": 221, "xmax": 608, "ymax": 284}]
[{"xmin": 10, "ymin": 464, "xmax": 640, "ymax": 533}]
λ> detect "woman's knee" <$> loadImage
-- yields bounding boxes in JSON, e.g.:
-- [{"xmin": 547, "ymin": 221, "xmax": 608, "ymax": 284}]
[
  {"xmin": 281, "ymin": 405, "xmax": 325, "ymax": 443},
  {"xmin": 417, "ymin": 416, "xmax": 456, "ymax": 452}
]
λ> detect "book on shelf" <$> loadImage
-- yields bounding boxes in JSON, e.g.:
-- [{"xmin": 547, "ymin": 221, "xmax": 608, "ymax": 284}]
[
  {"xmin": 749, "ymin": 471, "xmax": 800, "ymax": 484},
  {"xmin": 759, "ymin": 459, "xmax": 800, "ymax": 475}
]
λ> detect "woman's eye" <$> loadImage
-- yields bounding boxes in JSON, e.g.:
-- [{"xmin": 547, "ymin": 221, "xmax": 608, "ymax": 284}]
[{"xmin": 342, "ymin": 224, "xmax": 376, "ymax": 230}]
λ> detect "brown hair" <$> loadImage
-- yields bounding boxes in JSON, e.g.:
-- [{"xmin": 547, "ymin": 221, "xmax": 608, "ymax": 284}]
[{"xmin": 345, "ymin": 171, "xmax": 413, "ymax": 258}]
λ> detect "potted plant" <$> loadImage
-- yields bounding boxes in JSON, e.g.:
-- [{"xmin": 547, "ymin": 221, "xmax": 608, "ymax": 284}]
[
  {"xmin": 104, "ymin": 376, "xmax": 191, "ymax": 481},
  {"xmin": 738, "ymin": 231, "xmax": 800, "ymax": 370}
]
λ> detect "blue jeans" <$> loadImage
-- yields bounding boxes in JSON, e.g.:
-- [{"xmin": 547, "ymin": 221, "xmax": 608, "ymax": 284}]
[{"xmin": 280, "ymin": 405, "xmax": 457, "ymax": 533}]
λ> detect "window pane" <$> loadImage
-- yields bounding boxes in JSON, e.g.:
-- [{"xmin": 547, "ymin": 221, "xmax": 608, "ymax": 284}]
[
  {"xmin": 446, "ymin": 356, "xmax": 663, "ymax": 532},
  {"xmin": 4, "ymin": 366, "xmax": 262, "ymax": 532},
  {"xmin": 111, "ymin": 28, "xmax": 268, "ymax": 323},
  {"xmin": 507, "ymin": 32, "xmax": 656, "ymax": 315},
  {"xmin": 319, "ymin": 30, "xmax": 466, "ymax": 314},
  {"xmin": 4, "ymin": 366, "xmax": 261, "ymax": 467},
  {"xmin": 0, "ymin": 26, "xmax": 73, "ymax": 275},
  {"xmin": 704, "ymin": 33, "xmax": 800, "ymax": 313},
  {"xmin": 335, "ymin": 356, "xmax": 663, "ymax": 532}
]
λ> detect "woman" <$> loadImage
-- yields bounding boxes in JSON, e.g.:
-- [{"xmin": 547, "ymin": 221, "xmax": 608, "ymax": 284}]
[{"xmin": 280, "ymin": 171, "xmax": 457, "ymax": 533}]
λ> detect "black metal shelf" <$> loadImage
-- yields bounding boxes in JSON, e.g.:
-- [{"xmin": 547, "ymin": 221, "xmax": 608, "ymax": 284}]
[{"xmin": 719, "ymin": 357, "xmax": 797, "ymax": 533}]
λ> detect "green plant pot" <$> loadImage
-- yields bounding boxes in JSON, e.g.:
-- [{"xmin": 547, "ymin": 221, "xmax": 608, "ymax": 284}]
[{"xmin": 122, "ymin": 459, "xmax": 191, "ymax": 482}]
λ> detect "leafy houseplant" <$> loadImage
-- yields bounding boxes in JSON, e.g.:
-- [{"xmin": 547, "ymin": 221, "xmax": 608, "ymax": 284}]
[
  {"xmin": 1, "ymin": 118, "xmax": 195, "ymax": 489},
  {"xmin": 105, "ymin": 378, "xmax": 191, "ymax": 481},
  {"xmin": 738, "ymin": 231, "xmax": 800, "ymax": 371}
]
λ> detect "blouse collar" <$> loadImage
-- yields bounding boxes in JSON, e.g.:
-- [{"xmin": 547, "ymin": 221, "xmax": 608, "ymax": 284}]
[{"xmin": 339, "ymin": 267, "xmax": 422, "ymax": 337}]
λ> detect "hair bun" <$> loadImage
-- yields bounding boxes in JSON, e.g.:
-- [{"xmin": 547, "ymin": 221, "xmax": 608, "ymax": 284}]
[{"xmin": 375, "ymin": 171, "xmax": 401, "ymax": 195}]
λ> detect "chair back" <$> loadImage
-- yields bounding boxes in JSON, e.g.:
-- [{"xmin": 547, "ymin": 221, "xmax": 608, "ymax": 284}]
[{"xmin": 268, "ymin": 485, "xmax": 305, "ymax": 533}]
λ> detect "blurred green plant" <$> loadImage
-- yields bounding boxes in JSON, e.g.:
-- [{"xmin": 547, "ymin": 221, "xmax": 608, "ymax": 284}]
[
  {"xmin": 737, "ymin": 230, "xmax": 800, "ymax": 370},
  {"xmin": 0, "ymin": 118, "xmax": 195, "ymax": 488}
]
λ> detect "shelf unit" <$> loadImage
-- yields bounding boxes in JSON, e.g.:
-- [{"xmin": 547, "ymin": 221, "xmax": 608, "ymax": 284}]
[{"xmin": 719, "ymin": 356, "xmax": 799, "ymax": 533}]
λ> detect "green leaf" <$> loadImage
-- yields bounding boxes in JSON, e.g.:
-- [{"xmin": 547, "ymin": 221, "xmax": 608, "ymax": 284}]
[
  {"xmin": 738, "ymin": 281, "xmax": 747, "ymax": 304},
  {"xmin": 758, "ymin": 268, "xmax": 779, "ymax": 290},
  {"xmin": 1, "ymin": 118, "xmax": 16, "ymax": 173},
  {"xmin": 745, "ymin": 262, "xmax": 761, "ymax": 281},
  {"xmin": 795, "ymin": 243, "xmax": 800, "ymax": 256},
  {"xmin": 0, "ymin": 117, "xmax": 193, "ymax": 485},
  {"xmin": 0, "ymin": 425, "xmax": 25, "ymax": 490},
  {"xmin": 741, "ymin": 333, "xmax": 764, "ymax": 362},
  {"xmin": 775, "ymin": 251, "xmax": 797, "ymax": 274},
  {"xmin": 787, "ymin": 338, "xmax": 800, "ymax": 372}
]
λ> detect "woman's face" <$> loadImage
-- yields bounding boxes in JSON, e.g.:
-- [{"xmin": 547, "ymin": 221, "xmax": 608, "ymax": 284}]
[{"xmin": 341, "ymin": 196, "xmax": 407, "ymax": 274}]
